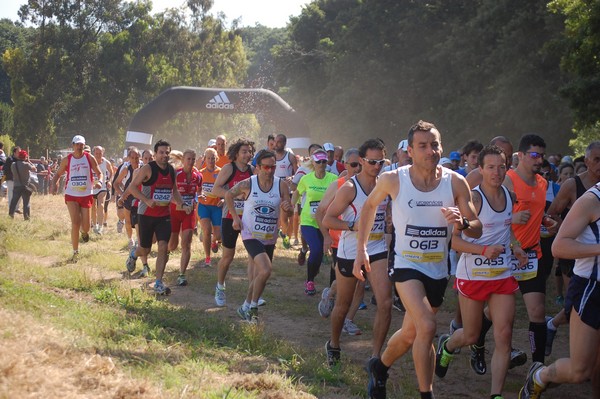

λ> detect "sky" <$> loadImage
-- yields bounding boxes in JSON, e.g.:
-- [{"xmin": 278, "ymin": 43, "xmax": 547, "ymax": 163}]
[{"xmin": 0, "ymin": 0, "xmax": 309, "ymax": 28}]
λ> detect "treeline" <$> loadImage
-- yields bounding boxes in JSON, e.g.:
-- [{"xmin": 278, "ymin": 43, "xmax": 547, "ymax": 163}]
[{"xmin": 1, "ymin": 0, "xmax": 599, "ymax": 156}]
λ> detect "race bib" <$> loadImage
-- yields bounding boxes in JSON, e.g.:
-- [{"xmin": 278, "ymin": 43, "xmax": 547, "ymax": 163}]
[
  {"xmin": 234, "ymin": 199, "xmax": 245, "ymax": 215},
  {"xmin": 309, "ymin": 200, "xmax": 320, "ymax": 216},
  {"xmin": 181, "ymin": 194, "xmax": 195, "ymax": 206},
  {"xmin": 511, "ymin": 250, "xmax": 538, "ymax": 281},
  {"xmin": 471, "ymin": 254, "xmax": 508, "ymax": 278},
  {"xmin": 152, "ymin": 187, "xmax": 172, "ymax": 206},
  {"xmin": 70, "ymin": 175, "xmax": 88, "ymax": 192},
  {"xmin": 202, "ymin": 182, "xmax": 215, "ymax": 196}
]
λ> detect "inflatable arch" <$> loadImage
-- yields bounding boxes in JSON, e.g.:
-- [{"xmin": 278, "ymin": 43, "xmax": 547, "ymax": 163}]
[{"xmin": 125, "ymin": 86, "xmax": 311, "ymax": 151}]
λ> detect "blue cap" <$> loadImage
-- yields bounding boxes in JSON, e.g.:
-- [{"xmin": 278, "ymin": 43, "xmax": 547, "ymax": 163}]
[{"xmin": 449, "ymin": 151, "xmax": 461, "ymax": 161}]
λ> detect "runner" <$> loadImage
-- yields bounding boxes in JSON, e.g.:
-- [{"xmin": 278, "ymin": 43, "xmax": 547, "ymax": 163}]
[
  {"xmin": 504, "ymin": 134, "xmax": 558, "ymax": 365},
  {"xmin": 122, "ymin": 140, "xmax": 191, "ymax": 295},
  {"xmin": 457, "ymin": 140, "xmax": 483, "ymax": 177},
  {"xmin": 215, "ymin": 135, "xmax": 229, "ymax": 168},
  {"xmin": 518, "ymin": 182, "xmax": 600, "ymax": 398},
  {"xmin": 114, "ymin": 148, "xmax": 142, "ymax": 250},
  {"xmin": 198, "ymin": 147, "xmax": 222, "ymax": 268},
  {"xmin": 434, "ymin": 145, "xmax": 527, "ymax": 399},
  {"xmin": 324, "ymin": 142, "xmax": 345, "ymax": 176},
  {"xmin": 211, "ymin": 138, "xmax": 255, "ymax": 306},
  {"xmin": 354, "ymin": 120, "xmax": 482, "ymax": 399},
  {"xmin": 291, "ymin": 149, "xmax": 338, "ymax": 295},
  {"xmin": 544, "ymin": 141, "xmax": 600, "ymax": 356},
  {"xmin": 168, "ymin": 149, "xmax": 202, "ymax": 286},
  {"xmin": 91, "ymin": 146, "xmax": 112, "ymax": 235},
  {"xmin": 273, "ymin": 134, "xmax": 298, "ymax": 249},
  {"xmin": 323, "ymin": 139, "xmax": 391, "ymax": 366},
  {"xmin": 50, "ymin": 135, "xmax": 103, "ymax": 262},
  {"xmin": 226, "ymin": 149, "xmax": 293, "ymax": 323}
]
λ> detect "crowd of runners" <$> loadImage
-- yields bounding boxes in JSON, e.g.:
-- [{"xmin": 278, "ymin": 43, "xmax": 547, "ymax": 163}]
[{"xmin": 4, "ymin": 124, "xmax": 600, "ymax": 399}]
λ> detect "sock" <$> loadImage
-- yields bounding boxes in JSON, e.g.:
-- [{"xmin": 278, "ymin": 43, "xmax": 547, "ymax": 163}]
[
  {"xmin": 217, "ymin": 283, "xmax": 225, "ymax": 290},
  {"xmin": 529, "ymin": 322, "xmax": 547, "ymax": 363},
  {"xmin": 476, "ymin": 313, "xmax": 493, "ymax": 347},
  {"xmin": 547, "ymin": 317, "xmax": 557, "ymax": 331},
  {"xmin": 443, "ymin": 340, "xmax": 454, "ymax": 354},
  {"xmin": 534, "ymin": 368, "xmax": 546, "ymax": 389},
  {"xmin": 250, "ymin": 301, "xmax": 258, "ymax": 308},
  {"xmin": 374, "ymin": 358, "xmax": 390, "ymax": 375},
  {"xmin": 420, "ymin": 392, "xmax": 434, "ymax": 399}
]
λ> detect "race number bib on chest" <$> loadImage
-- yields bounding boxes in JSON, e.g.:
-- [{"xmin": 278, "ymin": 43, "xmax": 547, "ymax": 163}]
[
  {"xmin": 70, "ymin": 175, "xmax": 88, "ymax": 192},
  {"xmin": 152, "ymin": 187, "xmax": 172, "ymax": 205},
  {"xmin": 471, "ymin": 254, "xmax": 508, "ymax": 278},
  {"xmin": 401, "ymin": 224, "xmax": 447, "ymax": 263}
]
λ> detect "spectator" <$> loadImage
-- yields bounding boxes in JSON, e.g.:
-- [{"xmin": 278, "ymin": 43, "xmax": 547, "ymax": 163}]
[{"xmin": 10, "ymin": 149, "xmax": 35, "ymax": 220}]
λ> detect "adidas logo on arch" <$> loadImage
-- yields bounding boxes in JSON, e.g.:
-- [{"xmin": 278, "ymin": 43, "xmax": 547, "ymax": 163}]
[{"xmin": 206, "ymin": 91, "xmax": 234, "ymax": 110}]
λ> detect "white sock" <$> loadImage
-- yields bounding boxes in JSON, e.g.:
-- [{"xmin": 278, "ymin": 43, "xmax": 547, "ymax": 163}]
[
  {"xmin": 217, "ymin": 283, "xmax": 225, "ymax": 290},
  {"xmin": 250, "ymin": 301, "xmax": 258, "ymax": 309},
  {"xmin": 534, "ymin": 368, "xmax": 546, "ymax": 388},
  {"xmin": 547, "ymin": 318, "xmax": 557, "ymax": 331}
]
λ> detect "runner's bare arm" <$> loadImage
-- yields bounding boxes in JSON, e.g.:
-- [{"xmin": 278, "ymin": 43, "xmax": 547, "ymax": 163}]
[
  {"xmin": 89, "ymin": 156, "xmax": 104, "ymax": 189},
  {"xmin": 552, "ymin": 193, "xmax": 600, "ymax": 259},
  {"xmin": 224, "ymin": 178, "xmax": 250, "ymax": 228},
  {"xmin": 322, "ymin": 180, "xmax": 355, "ymax": 231},
  {"xmin": 447, "ymin": 173, "xmax": 482, "ymax": 238},
  {"xmin": 50, "ymin": 157, "xmax": 69, "ymax": 193},
  {"xmin": 279, "ymin": 180, "xmax": 293, "ymax": 214},
  {"xmin": 546, "ymin": 178, "xmax": 576, "ymax": 219},
  {"xmin": 123, "ymin": 164, "xmax": 152, "ymax": 206},
  {"xmin": 210, "ymin": 163, "xmax": 233, "ymax": 199}
]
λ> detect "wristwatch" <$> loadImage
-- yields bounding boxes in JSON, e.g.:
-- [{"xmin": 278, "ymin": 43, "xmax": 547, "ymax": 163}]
[
  {"xmin": 348, "ymin": 221, "xmax": 355, "ymax": 231},
  {"xmin": 457, "ymin": 217, "xmax": 470, "ymax": 231}
]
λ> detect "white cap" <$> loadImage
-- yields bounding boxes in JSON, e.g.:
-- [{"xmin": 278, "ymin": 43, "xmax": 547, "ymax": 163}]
[
  {"xmin": 208, "ymin": 139, "xmax": 217, "ymax": 147},
  {"xmin": 323, "ymin": 142, "xmax": 334, "ymax": 152},
  {"xmin": 397, "ymin": 139, "xmax": 408, "ymax": 151},
  {"xmin": 72, "ymin": 135, "xmax": 85, "ymax": 144},
  {"xmin": 439, "ymin": 157, "xmax": 452, "ymax": 166}
]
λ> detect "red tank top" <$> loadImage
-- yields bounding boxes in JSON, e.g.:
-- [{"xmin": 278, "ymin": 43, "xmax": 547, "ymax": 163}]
[
  {"xmin": 224, "ymin": 162, "xmax": 253, "ymax": 219},
  {"xmin": 139, "ymin": 162, "xmax": 175, "ymax": 217},
  {"xmin": 170, "ymin": 167, "xmax": 202, "ymax": 213}
]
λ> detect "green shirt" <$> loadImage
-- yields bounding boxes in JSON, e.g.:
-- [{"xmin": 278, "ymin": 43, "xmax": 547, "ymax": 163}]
[{"xmin": 296, "ymin": 171, "xmax": 338, "ymax": 228}]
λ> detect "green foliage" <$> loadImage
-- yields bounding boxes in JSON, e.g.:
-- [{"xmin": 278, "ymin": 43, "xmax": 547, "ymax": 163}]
[
  {"xmin": 274, "ymin": 0, "xmax": 574, "ymax": 152},
  {"xmin": 569, "ymin": 122, "xmax": 600, "ymax": 156},
  {"xmin": 549, "ymin": 0, "xmax": 600, "ymax": 128}
]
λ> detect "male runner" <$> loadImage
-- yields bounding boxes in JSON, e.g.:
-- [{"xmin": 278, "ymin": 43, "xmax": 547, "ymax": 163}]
[
  {"xmin": 91, "ymin": 145, "xmax": 112, "ymax": 235},
  {"xmin": 122, "ymin": 140, "xmax": 190, "ymax": 295},
  {"xmin": 215, "ymin": 135, "xmax": 229, "ymax": 168},
  {"xmin": 227, "ymin": 150, "xmax": 293, "ymax": 323},
  {"xmin": 273, "ymin": 134, "xmax": 297, "ymax": 249},
  {"xmin": 323, "ymin": 139, "xmax": 391, "ymax": 366},
  {"xmin": 354, "ymin": 121, "xmax": 482, "ymax": 399}
]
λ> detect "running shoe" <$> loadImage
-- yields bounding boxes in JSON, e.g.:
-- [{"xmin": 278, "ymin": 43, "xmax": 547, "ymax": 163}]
[
  {"xmin": 343, "ymin": 319, "xmax": 362, "ymax": 336},
  {"xmin": 325, "ymin": 340, "xmax": 341, "ymax": 367},
  {"xmin": 367, "ymin": 357, "xmax": 388, "ymax": 399},
  {"xmin": 154, "ymin": 280, "xmax": 171, "ymax": 295},
  {"xmin": 237, "ymin": 305, "xmax": 250, "ymax": 321},
  {"xmin": 318, "ymin": 287, "xmax": 335, "ymax": 318},
  {"xmin": 93, "ymin": 224, "xmax": 100, "ymax": 234},
  {"xmin": 126, "ymin": 248, "xmax": 137, "ymax": 273},
  {"xmin": 358, "ymin": 301, "xmax": 367, "ymax": 310},
  {"xmin": 68, "ymin": 251, "xmax": 79, "ymax": 264},
  {"xmin": 392, "ymin": 296, "xmax": 405, "ymax": 312},
  {"xmin": 305, "ymin": 281, "xmax": 316, "ymax": 296},
  {"xmin": 322, "ymin": 253, "xmax": 331, "ymax": 265},
  {"xmin": 470, "ymin": 344, "xmax": 487, "ymax": 375},
  {"xmin": 509, "ymin": 348, "xmax": 527, "ymax": 369},
  {"xmin": 297, "ymin": 248, "xmax": 307, "ymax": 266},
  {"xmin": 177, "ymin": 274, "xmax": 188, "ymax": 286},
  {"xmin": 545, "ymin": 316, "xmax": 557, "ymax": 356},
  {"xmin": 81, "ymin": 231, "xmax": 90, "ymax": 243},
  {"xmin": 117, "ymin": 219, "xmax": 124, "ymax": 233},
  {"xmin": 293, "ymin": 238, "xmax": 299, "ymax": 246},
  {"xmin": 282, "ymin": 235, "xmax": 291, "ymax": 249},
  {"xmin": 211, "ymin": 241, "xmax": 219, "ymax": 253},
  {"xmin": 204, "ymin": 257, "xmax": 211, "ymax": 268},
  {"xmin": 97, "ymin": 226, "xmax": 103, "ymax": 235},
  {"xmin": 247, "ymin": 307, "xmax": 259, "ymax": 324},
  {"xmin": 258, "ymin": 297, "xmax": 266, "ymax": 306},
  {"xmin": 215, "ymin": 285, "xmax": 226, "ymax": 307},
  {"xmin": 435, "ymin": 333, "xmax": 454, "ymax": 378},
  {"xmin": 519, "ymin": 361, "xmax": 546, "ymax": 399},
  {"xmin": 139, "ymin": 264, "xmax": 150, "ymax": 278},
  {"xmin": 555, "ymin": 295, "xmax": 564, "ymax": 306}
]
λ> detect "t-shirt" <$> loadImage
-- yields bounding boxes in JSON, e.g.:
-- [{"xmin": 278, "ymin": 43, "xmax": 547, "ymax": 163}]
[{"xmin": 296, "ymin": 171, "xmax": 337, "ymax": 228}]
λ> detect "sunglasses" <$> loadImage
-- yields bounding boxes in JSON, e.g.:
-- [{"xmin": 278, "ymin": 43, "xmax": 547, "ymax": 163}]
[
  {"xmin": 346, "ymin": 162, "xmax": 360, "ymax": 168},
  {"xmin": 260, "ymin": 164, "xmax": 276, "ymax": 171},
  {"xmin": 363, "ymin": 158, "xmax": 386, "ymax": 166},
  {"xmin": 525, "ymin": 151, "xmax": 545, "ymax": 159},
  {"xmin": 314, "ymin": 159, "xmax": 328, "ymax": 164}
]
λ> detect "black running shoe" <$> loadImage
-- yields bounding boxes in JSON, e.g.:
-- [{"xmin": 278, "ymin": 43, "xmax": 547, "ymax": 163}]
[
  {"xmin": 470, "ymin": 345, "xmax": 487, "ymax": 375},
  {"xmin": 325, "ymin": 340, "xmax": 341, "ymax": 367},
  {"xmin": 367, "ymin": 357, "xmax": 388, "ymax": 399},
  {"xmin": 509, "ymin": 348, "xmax": 527, "ymax": 369},
  {"xmin": 435, "ymin": 334, "xmax": 453, "ymax": 378}
]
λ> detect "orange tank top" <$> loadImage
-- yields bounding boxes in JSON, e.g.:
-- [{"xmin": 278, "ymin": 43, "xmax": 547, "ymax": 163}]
[
  {"xmin": 329, "ymin": 176, "xmax": 350, "ymax": 248},
  {"xmin": 199, "ymin": 166, "xmax": 221, "ymax": 206},
  {"xmin": 507, "ymin": 169, "xmax": 547, "ymax": 256}
]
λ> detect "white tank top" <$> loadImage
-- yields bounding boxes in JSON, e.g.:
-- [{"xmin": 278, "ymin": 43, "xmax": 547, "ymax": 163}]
[
  {"xmin": 275, "ymin": 151, "xmax": 294, "ymax": 178},
  {"xmin": 393, "ymin": 165, "xmax": 455, "ymax": 279},
  {"xmin": 338, "ymin": 176, "xmax": 388, "ymax": 259},
  {"xmin": 241, "ymin": 175, "xmax": 282, "ymax": 245},
  {"xmin": 456, "ymin": 186, "xmax": 513, "ymax": 280},
  {"xmin": 573, "ymin": 184, "xmax": 600, "ymax": 281},
  {"xmin": 64, "ymin": 153, "xmax": 93, "ymax": 197},
  {"xmin": 93, "ymin": 158, "xmax": 110, "ymax": 193}
]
